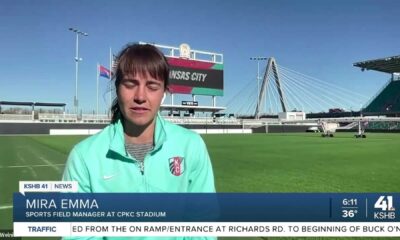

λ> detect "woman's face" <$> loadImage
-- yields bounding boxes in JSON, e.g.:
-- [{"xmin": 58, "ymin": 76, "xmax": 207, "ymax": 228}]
[{"xmin": 117, "ymin": 71, "xmax": 165, "ymax": 128}]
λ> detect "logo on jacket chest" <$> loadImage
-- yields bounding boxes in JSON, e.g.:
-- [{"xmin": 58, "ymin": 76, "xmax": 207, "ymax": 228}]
[{"xmin": 168, "ymin": 156, "xmax": 185, "ymax": 176}]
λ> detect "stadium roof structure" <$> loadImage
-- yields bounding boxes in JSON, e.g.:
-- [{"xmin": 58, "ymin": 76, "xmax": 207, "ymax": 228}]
[
  {"xmin": 353, "ymin": 55, "xmax": 400, "ymax": 74},
  {"xmin": 0, "ymin": 101, "xmax": 66, "ymax": 107},
  {"xmin": 34, "ymin": 102, "xmax": 66, "ymax": 107},
  {"xmin": 0, "ymin": 101, "xmax": 34, "ymax": 106}
]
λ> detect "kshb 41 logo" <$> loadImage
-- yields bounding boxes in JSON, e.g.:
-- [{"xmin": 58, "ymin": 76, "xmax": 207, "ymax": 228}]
[{"xmin": 373, "ymin": 196, "xmax": 396, "ymax": 220}]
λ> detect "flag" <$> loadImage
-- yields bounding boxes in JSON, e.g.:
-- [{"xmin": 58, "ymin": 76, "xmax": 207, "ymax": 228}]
[{"xmin": 99, "ymin": 65, "xmax": 111, "ymax": 79}]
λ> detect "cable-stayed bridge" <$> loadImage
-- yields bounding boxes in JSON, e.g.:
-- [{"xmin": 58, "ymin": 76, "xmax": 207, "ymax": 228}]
[{"xmin": 223, "ymin": 57, "xmax": 369, "ymax": 118}]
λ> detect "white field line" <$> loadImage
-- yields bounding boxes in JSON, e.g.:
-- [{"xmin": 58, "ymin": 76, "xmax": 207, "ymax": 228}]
[
  {"xmin": 0, "ymin": 205, "xmax": 13, "ymax": 210},
  {"xmin": 0, "ymin": 163, "xmax": 65, "ymax": 169},
  {"xmin": 16, "ymin": 151, "xmax": 37, "ymax": 178},
  {"xmin": 26, "ymin": 145, "xmax": 63, "ymax": 174},
  {"xmin": 27, "ymin": 165, "xmax": 38, "ymax": 178},
  {"xmin": 39, "ymin": 156, "xmax": 62, "ymax": 174}
]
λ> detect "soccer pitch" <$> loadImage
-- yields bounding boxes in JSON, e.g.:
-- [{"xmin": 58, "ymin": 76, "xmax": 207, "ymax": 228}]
[{"xmin": 1, "ymin": 132, "xmax": 400, "ymax": 238}]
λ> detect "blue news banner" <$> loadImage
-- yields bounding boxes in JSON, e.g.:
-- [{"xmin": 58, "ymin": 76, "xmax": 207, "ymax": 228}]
[{"xmin": 13, "ymin": 193, "xmax": 398, "ymax": 222}]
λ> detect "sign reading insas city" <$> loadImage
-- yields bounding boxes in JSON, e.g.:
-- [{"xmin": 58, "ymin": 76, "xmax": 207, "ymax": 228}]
[{"xmin": 167, "ymin": 44, "xmax": 223, "ymax": 96}]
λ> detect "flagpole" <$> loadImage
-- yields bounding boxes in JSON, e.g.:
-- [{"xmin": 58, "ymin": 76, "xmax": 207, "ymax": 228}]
[
  {"xmin": 96, "ymin": 63, "xmax": 99, "ymax": 119},
  {"xmin": 109, "ymin": 47, "xmax": 112, "ymax": 118}
]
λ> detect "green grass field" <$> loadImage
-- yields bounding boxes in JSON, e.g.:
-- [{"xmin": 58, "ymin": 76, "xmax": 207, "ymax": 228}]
[{"xmin": 1, "ymin": 132, "xmax": 400, "ymax": 239}]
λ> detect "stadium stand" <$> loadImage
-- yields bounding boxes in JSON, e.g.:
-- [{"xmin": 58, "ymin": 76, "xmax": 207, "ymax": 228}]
[
  {"xmin": 354, "ymin": 55, "xmax": 400, "ymax": 115},
  {"xmin": 163, "ymin": 116, "xmax": 243, "ymax": 125},
  {"xmin": 363, "ymin": 80, "xmax": 400, "ymax": 113},
  {"xmin": 38, "ymin": 113, "xmax": 78, "ymax": 122},
  {"xmin": 366, "ymin": 121, "xmax": 400, "ymax": 130},
  {"xmin": 81, "ymin": 114, "xmax": 110, "ymax": 123},
  {"xmin": 0, "ymin": 113, "xmax": 32, "ymax": 121}
]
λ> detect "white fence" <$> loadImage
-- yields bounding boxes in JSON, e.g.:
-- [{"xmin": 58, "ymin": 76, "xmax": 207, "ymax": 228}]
[
  {"xmin": 50, "ymin": 129, "xmax": 102, "ymax": 135},
  {"xmin": 0, "ymin": 114, "xmax": 32, "ymax": 121},
  {"xmin": 81, "ymin": 114, "xmax": 110, "ymax": 123},
  {"xmin": 38, "ymin": 113, "xmax": 78, "ymax": 122},
  {"xmin": 38, "ymin": 114, "xmax": 111, "ymax": 123}
]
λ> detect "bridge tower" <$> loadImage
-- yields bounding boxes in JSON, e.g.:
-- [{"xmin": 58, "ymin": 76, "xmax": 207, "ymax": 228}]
[{"xmin": 255, "ymin": 57, "xmax": 287, "ymax": 119}]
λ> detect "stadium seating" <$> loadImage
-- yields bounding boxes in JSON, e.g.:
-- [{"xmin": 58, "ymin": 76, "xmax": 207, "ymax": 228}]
[
  {"xmin": 0, "ymin": 114, "xmax": 32, "ymax": 121},
  {"xmin": 366, "ymin": 121, "xmax": 400, "ymax": 130},
  {"xmin": 38, "ymin": 113, "xmax": 78, "ymax": 122},
  {"xmin": 81, "ymin": 114, "xmax": 110, "ymax": 123},
  {"xmin": 37, "ymin": 113, "xmax": 111, "ymax": 123},
  {"xmin": 364, "ymin": 80, "xmax": 400, "ymax": 113}
]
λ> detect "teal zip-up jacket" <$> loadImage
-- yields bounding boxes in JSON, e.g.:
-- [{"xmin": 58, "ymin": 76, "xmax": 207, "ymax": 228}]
[{"xmin": 62, "ymin": 114, "xmax": 216, "ymax": 240}]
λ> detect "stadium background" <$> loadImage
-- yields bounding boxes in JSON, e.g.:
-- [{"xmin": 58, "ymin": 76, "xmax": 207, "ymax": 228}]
[{"xmin": 1, "ymin": 45, "xmax": 400, "ymax": 240}]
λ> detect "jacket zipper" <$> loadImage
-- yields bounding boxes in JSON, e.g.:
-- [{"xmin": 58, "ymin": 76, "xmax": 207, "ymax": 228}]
[{"xmin": 138, "ymin": 161, "xmax": 144, "ymax": 175}]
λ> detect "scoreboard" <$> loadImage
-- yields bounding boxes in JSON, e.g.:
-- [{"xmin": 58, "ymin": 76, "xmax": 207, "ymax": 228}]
[{"xmin": 167, "ymin": 57, "xmax": 224, "ymax": 96}]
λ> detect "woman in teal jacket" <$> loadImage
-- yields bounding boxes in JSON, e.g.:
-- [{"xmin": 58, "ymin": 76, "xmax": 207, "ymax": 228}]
[{"xmin": 62, "ymin": 43, "xmax": 216, "ymax": 240}]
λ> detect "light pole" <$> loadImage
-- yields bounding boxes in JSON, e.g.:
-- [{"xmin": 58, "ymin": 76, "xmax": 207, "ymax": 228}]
[
  {"xmin": 69, "ymin": 27, "xmax": 88, "ymax": 115},
  {"xmin": 250, "ymin": 57, "xmax": 268, "ymax": 118}
]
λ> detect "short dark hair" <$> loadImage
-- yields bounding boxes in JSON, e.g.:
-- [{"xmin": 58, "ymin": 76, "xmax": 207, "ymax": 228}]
[{"xmin": 111, "ymin": 43, "xmax": 169, "ymax": 123}]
